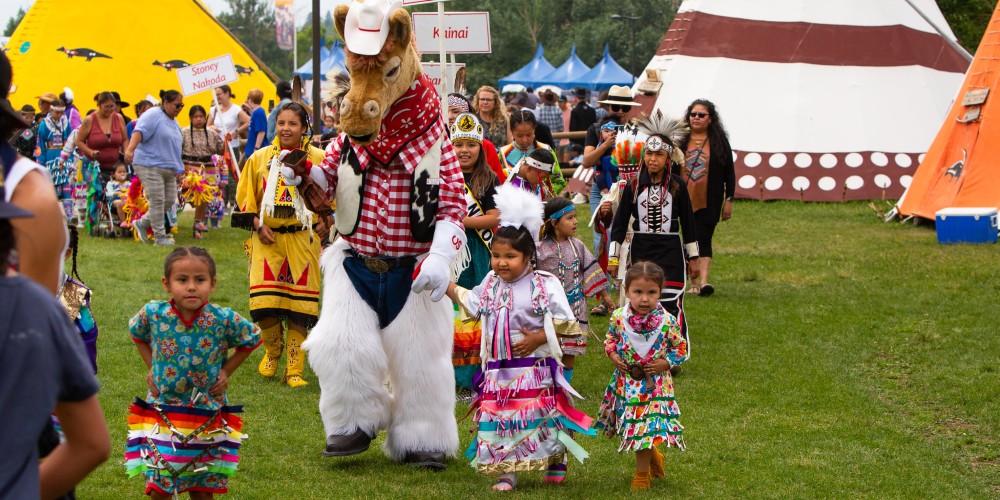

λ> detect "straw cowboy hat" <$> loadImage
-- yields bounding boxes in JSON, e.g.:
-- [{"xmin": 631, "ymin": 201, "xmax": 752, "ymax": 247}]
[
  {"xmin": 598, "ymin": 85, "xmax": 642, "ymax": 107},
  {"xmin": 343, "ymin": 0, "xmax": 403, "ymax": 56}
]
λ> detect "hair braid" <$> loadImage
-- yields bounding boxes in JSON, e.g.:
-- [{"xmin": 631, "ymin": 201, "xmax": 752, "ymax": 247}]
[{"xmin": 67, "ymin": 224, "xmax": 82, "ymax": 282}]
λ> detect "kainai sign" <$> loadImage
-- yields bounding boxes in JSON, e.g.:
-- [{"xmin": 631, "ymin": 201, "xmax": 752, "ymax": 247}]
[
  {"xmin": 412, "ymin": 12, "xmax": 491, "ymax": 54},
  {"xmin": 176, "ymin": 54, "xmax": 239, "ymax": 97}
]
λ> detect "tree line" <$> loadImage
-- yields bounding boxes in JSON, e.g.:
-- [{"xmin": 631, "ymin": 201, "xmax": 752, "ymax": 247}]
[{"xmin": 3, "ymin": 1, "xmax": 996, "ymax": 90}]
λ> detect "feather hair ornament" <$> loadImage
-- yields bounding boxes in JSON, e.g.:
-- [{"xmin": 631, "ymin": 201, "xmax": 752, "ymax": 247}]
[
  {"xmin": 636, "ymin": 109, "xmax": 689, "ymax": 165},
  {"xmin": 493, "ymin": 183, "xmax": 544, "ymax": 243}
]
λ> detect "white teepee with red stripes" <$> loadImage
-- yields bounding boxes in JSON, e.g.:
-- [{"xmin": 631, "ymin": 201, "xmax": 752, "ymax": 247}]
[{"xmin": 632, "ymin": 0, "xmax": 970, "ymax": 201}]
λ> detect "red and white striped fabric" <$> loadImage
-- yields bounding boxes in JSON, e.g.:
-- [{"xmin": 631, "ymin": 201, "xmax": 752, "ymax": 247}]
[
  {"xmin": 632, "ymin": 0, "xmax": 969, "ymax": 202},
  {"xmin": 320, "ymin": 121, "xmax": 466, "ymax": 257}
]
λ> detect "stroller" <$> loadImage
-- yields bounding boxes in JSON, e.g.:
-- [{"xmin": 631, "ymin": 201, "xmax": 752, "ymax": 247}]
[{"xmin": 83, "ymin": 162, "xmax": 126, "ymax": 238}]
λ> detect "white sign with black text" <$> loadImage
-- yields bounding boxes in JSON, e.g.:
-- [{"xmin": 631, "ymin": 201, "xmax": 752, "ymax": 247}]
[
  {"xmin": 175, "ymin": 54, "xmax": 239, "ymax": 97},
  {"xmin": 412, "ymin": 12, "xmax": 491, "ymax": 54}
]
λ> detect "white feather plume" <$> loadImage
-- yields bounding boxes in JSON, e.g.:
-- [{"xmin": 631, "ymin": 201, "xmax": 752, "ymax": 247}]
[{"xmin": 493, "ymin": 184, "xmax": 544, "ymax": 242}]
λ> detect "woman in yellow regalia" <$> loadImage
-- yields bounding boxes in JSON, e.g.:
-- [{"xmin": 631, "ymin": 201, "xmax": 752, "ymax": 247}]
[{"xmin": 235, "ymin": 102, "xmax": 325, "ymax": 388}]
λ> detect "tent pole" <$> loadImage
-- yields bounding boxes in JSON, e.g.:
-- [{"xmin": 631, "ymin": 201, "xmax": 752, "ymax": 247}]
[
  {"xmin": 901, "ymin": 0, "xmax": 973, "ymax": 62},
  {"xmin": 293, "ymin": 0, "xmax": 297, "ymax": 78},
  {"xmin": 312, "ymin": 0, "xmax": 322, "ymax": 130}
]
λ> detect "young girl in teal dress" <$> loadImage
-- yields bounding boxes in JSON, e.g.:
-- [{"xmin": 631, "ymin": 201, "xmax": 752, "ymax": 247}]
[
  {"xmin": 125, "ymin": 247, "xmax": 260, "ymax": 499},
  {"xmin": 597, "ymin": 261, "xmax": 689, "ymax": 491}
]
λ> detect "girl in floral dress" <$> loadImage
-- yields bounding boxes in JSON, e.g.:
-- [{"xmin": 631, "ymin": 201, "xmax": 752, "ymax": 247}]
[
  {"xmin": 597, "ymin": 261, "xmax": 689, "ymax": 491},
  {"xmin": 125, "ymin": 247, "xmax": 260, "ymax": 498}
]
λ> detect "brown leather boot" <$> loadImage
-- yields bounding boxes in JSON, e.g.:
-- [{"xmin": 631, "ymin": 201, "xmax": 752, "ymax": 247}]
[
  {"xmin": 403, "ymin": 451, "xmax": 448, "ymax": 471},
  {"xmin": 323, "ymin": 429, "xmax": 373, "ymax": 457}
]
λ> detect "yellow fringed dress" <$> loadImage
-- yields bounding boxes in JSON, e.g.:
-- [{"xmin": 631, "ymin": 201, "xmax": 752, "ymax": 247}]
[{"xmin": 236, "ymin": 143, "xmax": 326, "ymax": 327}]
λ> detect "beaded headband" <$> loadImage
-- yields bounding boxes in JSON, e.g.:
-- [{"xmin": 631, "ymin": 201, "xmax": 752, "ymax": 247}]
[
  {"xmin": 448, "ymin": 94, "xmax": 470, "ymax": 112},
  {"xmin": 548, "ymin": 204, "xmax": 575, "ymax": 221}
]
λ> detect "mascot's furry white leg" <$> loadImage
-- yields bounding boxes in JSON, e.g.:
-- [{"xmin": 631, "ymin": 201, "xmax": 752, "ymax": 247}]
[
  {"xmin": 381, "ymin": 286, "xmax": 458, "ymax": 461},
  {"xmin": 304, "ymin": 239, "xmax": 391, "ymax": 438}
]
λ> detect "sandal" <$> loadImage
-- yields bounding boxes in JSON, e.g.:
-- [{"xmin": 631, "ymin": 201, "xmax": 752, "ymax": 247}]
[
  {"xmin": 687, "ymin": 286, "xmax": 700, "ymax": 295},
  {"xmin": 492, "ymin": 474, "xmax": 516, "ymax": 491},
  {"xmin": 591, "ymin": 303, "xmax": 609, "ymax": 316},
  {"xmin": 700, "ymin": 284, "xmax": 715, "ymax": 297}
]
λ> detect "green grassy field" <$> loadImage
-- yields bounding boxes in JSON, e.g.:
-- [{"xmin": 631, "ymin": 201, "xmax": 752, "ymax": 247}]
[{"xmin": 73, "ymin": 201, "xmax": 998, "ymax": 498}]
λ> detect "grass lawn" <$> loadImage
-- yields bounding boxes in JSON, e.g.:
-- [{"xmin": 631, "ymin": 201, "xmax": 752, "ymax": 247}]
[{"xmin": 73, "ymin": 201, "xmax": 998, "ymax": 498}]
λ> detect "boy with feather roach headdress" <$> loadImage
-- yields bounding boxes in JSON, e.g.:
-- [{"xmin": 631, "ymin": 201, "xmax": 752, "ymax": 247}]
[{"xmin": 601, "ymin": 110, "xmax": 701, "ymax": 346}]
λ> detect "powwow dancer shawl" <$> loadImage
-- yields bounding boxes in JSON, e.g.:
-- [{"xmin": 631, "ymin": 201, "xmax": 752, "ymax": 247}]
[
  {"xmin": 454, "ymin": 270, "xmax": 596, "ymax": 474},
  {"xmin": 125, "ymin": 301, "xmax": 260, "ymax": 496},
  {"xmin": 597, "ymin": 305, "xmax": 688, "ymax": 452}
]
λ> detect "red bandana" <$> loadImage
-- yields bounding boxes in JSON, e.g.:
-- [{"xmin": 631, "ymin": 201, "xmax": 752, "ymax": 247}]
[{"xmin": 362, "ymin": 73, "xmax": 441, "ymax": 167}]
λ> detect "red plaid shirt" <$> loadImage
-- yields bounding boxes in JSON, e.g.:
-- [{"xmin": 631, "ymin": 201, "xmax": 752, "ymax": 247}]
[{"xmin": 319, "ymin": 120, "xmax": 467, "ymax": 257}]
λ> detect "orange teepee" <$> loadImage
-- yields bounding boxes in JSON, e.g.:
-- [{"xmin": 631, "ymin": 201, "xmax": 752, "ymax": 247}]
[{"xmin": 898, "ymin": 5, "xmax": 1000, "ymax": 218}]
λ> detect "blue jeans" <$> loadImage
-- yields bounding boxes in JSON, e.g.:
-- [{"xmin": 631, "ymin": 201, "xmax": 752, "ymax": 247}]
[{"xmin": 342, "ymin": 256, "xmax": 416, "ymax": 329}]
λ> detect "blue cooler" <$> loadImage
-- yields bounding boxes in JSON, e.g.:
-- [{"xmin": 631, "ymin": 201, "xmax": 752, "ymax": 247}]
[{"xmin": 935, "ymin": 207, "xmax": 998, "ymax": 244}]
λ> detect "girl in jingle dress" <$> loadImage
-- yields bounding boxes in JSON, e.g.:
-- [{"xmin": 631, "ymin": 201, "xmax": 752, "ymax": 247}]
[{"xmin": 447, "ymin": 184, "xmax": 595, "ymax": 491}]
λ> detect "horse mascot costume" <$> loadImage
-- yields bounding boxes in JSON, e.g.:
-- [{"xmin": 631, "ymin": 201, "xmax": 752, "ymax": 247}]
[{"xmin": 282, "ymin": 0, "xmax": 467, "ymax": 469}]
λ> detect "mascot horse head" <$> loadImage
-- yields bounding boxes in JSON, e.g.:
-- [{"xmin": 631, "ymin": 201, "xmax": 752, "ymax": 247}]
[{"xmin": 334, "ymin": 0, "xmax": 422, "ymax": 146}]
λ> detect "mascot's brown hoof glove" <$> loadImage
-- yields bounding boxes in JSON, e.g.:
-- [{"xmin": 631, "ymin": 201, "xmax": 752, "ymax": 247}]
[
  {"xmin": 403, "ymin": 451, "xmax": 448, "ymax": 471},
  {"xmin": 323, "ymin": 429, "xmax": 373, "ymax": 457}
]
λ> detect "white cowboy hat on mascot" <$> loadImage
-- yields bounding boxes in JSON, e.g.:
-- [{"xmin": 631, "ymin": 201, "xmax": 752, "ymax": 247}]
[
  {"xmin": 343, "ymin": 0, "xmax": 402, "ymax": 55},
  {"xmin": 282, "ymin": 0, "xmax": 468, "ymax": 470}
]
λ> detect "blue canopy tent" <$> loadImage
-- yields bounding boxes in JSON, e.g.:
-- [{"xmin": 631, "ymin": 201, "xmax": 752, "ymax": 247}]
[
  {"xmin": 293, "ymin": 40, "xmax": 347, "ymax": 80},
  {"xmin": 565, "ymin": 44, "xmax": 635, "ymax": 91},
  {"xmin": 498, "ymin": 45, "xmax": 556, "ymax": 88},
  {"xmin": 536, "ymin": 45, "xmax": 591, "ymax": 88}
]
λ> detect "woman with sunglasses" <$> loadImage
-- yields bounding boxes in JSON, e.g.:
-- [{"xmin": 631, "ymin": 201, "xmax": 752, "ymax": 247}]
[
  {"xmin": 124, "ymin": 90, "xmax": 184, "ymax": 246},
  {"xmin": 681, "ymin": 99, "xmax": 735, "ymax": 297},
  {"xmin": 498, "ymin": 110, "xmax": 566, "ymax": 197}
]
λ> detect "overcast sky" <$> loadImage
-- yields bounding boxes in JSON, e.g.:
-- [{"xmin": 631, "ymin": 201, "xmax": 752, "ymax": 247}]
[{"xmin": 1, "ymin": 0, "xmax": 354, "ymax": 33}]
